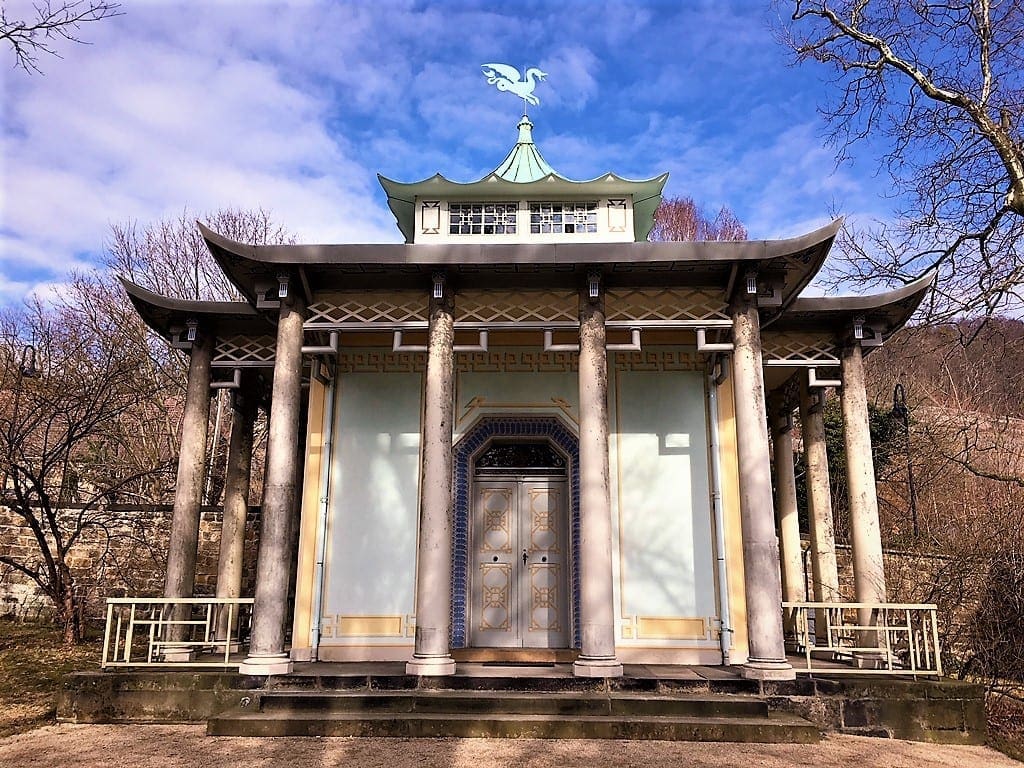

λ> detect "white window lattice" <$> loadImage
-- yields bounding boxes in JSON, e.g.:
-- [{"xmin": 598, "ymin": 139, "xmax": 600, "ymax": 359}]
[
  {"xmin": 529, "ymin": 202, "xmax": 597, "ymax": 234},
  {"xmin": 455, "ymin": 290, "xmax": 577, "ymax": 324},
  {"xmin": 604, "ymin": 288, "xmax": 729, "ymax": 322},
  {"xmin": 761, "ymin": 332, "xmax": 838, "ymax": 362},
  {"xmin": 449, "ymin": 202, "xmax": 518, "ymax": 235},
  {"xmin": 214, "ymin": 336, "xmax": 277, "ymax": 364},
  {"xmin": 306, "ymin": 292, "xmax": 429, "ymax": 326}
]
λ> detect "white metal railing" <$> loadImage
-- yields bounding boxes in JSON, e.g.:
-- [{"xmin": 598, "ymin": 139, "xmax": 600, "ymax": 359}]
[
  {"xmin": 101, "ymin": 597, "xmax": 254, "ymax": 669},
  {"xmin": 782, "ymin": 601, "xmax": 943, "ymax": 678}
]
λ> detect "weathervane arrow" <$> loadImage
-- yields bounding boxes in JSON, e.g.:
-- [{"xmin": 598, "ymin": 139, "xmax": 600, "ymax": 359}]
[{"xmin": 481, "ymin": 63, "xmax": 548, "ymax": 107}]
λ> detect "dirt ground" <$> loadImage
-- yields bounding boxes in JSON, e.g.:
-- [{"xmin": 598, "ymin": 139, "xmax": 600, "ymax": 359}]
[{"xmin": 0, "ymin": 724, "xmax": 1019, "ymax": 768}]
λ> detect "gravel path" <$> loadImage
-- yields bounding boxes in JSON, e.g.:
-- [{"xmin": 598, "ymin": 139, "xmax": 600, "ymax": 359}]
[{"xmin": 0, "ymin": 724, "xmax": 1018, "ymax": 767}]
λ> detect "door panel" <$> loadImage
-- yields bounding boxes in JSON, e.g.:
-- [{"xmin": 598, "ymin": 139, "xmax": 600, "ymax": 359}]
[
  {"xmin": 472, "ymin": 482, "xmax": 517, "ymax": 646},
  {"xmin": 521, "ymin": 482, "xmax": 567, "ymax": 647},
  {"xmin": 469, "ymin": 477, "xmax": 568, "ymax": 648}
]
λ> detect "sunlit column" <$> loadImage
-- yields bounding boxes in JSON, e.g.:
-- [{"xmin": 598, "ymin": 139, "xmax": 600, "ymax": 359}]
[
  {"xmin": 215, "ymin": 386, "xmax": 256, "ymax": 641},
  {"xmin": 573, "ymin": 279, "xmax": 622, "ymax": 678},
  {"xmin": 840, "ymin": 340, "xmax": 887, "ymax": 655},
  {"xmin": 407, "ymin": 280, "xmax": 457, "ymax": 676},
  {"xmin": 240, "ymin": 292, "xmax": 305, "ymax": 676},
  {"xmin": 770, "ymin": 408, "xmax": 802, "ymax": 651},
  {"xmin": 164, "ymin": 328, "xmax": 214, "ymax": 602},
  {"xmin": 799, "ymin": 376, "xmax": 842, "ymax": 646},
  {"xmin": 730, "ymin": 292, "xmax": 794, "ymax": 680}
]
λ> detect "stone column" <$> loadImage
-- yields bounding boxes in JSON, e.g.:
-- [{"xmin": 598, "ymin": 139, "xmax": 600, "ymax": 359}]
[
  {"xmin": 215, "ymin": 387, "xmax": 256, "ymax": 641},
  {"xmin": 798, "ymin": 377, "xmax": 842, "ymax": 646},
  {"xmin": 239, "ymin": 295, "xmax": 305, "ymax": 676},
  {"xmin": 770, "ymin": 410, "xmax": 802, "ymax": 651},
  {"xmin": 840, "ymin": 341, "xmax": 887, "ymax": 650},
  {"xmin": 573, "ymin": 283, "xmax": 622, "ymax": 678},
  {"xmin": 407, "ymin": 286, "xmax": 457, "ymax": 676},
  {"xmin": 164, "ymin": 328, "xmax": 214, "ymax": 602},
  {"xmin": 730, "ymin": 295, "xmax": 794, "ymax": 680}
]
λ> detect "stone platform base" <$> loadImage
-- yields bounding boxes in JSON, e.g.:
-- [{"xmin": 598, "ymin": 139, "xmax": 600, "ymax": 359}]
[{"xmin": 57, "ymin": 664, "xmax": 986, "ymax": 745}]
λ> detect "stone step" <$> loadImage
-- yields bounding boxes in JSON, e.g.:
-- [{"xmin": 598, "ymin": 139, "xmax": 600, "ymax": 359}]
[
  {"xmin": 253, "ymin": 689, "xmax": 769, "ymax": 718},
  {"xmin": 263, "ymin": 672, "xmax": 760, "ymax": 695},
  {"xmin": 451, "ymin": 648, "xmax": 579, "ymax": 664},
  {"xmin": 207, "ymin": 710, "xmax": 820, "ymax": 742}
]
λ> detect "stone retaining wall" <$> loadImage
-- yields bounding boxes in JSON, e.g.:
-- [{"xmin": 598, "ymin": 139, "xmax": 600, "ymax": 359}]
[{"xmin": 0, "ymin": 504, "xmax": 260, "ymax": 622}]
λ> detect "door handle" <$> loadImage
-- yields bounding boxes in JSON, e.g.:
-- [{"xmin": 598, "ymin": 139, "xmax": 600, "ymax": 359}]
[{"xmin": 522, "ymin": 549, "xmax": 528, "ymax": 566}]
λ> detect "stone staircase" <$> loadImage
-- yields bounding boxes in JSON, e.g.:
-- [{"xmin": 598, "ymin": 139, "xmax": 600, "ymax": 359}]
[{"xmin": 206, "ymin": 670, "xmax": 820, "ymax": 741}]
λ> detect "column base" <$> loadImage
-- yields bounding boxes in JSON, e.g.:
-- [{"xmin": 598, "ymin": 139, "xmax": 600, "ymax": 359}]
[
  {"xmin": 573, "ymin": 657, "xmax": 623, "ymax": 678},
  {"xmin": 238, "ymin": 653, "xmax": 293, "ymax": 676},
  {"xmin": 406, "ymin": 655, "xmax": 456, "ymax": 677},
  {"xmin": 741, "ymin": 658, "xmax": 796, "ymax": 681}
]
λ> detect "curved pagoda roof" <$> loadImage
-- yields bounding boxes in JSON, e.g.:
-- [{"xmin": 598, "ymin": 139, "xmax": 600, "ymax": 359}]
[
  {"xmin": 198, "ymin": 218, "xmax": 842, "ymax": 322},
  {"xmin": 378, "ymin": 115, "xmax": 669, "ymax": 243},
  {"xmin": 771, "ymin": 269, "xmax": 937, "ymax": 343},
  {"xmin": 120, "ymin": 277, "xmax": 271, "ymax": 341}
]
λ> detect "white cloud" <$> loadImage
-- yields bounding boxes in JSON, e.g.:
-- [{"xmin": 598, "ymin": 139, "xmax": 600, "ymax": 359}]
[{"xmin": 0, "ymin": 0, "xmax": 905, "ymax": 307}]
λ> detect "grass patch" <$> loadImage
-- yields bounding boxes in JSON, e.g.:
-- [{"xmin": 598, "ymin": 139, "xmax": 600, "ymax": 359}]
[{"xmin": 0, "ymin": 619, "xmax": 101, "ymax": 737}]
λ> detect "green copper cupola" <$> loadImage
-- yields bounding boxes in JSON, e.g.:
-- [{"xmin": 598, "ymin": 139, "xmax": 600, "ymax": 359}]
[{"xmin": 491, "ymin": 115, "xmax": 558, "ymax": 183}]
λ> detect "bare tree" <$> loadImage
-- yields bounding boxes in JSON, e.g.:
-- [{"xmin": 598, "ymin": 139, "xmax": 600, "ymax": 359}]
[
  {"xmin": 0, "ymin": 295, "xmax": 172, "ymax": 643},
  {"xmin": 777, "ymin": 1, "xmax": 1024, "ymax": 319},
  {"xmin": 104, "ymin": 208, "xmax": 293, "ymax": 504},
  {"xmin": 106, "ymin": 207, "xmax": 295, "ymax": 303},
  {"xmin": 1, "ymin": 0, "xmax": 121, "ymax": 73},
  {"xmin": 862, "ymin": 320, "xmax": 1024, "ymax": 685},
  {"xmin": 650, "ymin": 196, "xmax": 748, "ymax": 241}
]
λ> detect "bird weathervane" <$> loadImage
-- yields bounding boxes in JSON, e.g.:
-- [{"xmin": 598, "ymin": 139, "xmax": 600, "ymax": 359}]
[{"xmin": 481, "ymin": 63, "xmax": 548, "ymax": 109}]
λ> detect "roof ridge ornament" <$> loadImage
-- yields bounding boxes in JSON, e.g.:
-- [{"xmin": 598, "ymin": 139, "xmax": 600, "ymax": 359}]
[{"xmin": 481, "ymin": 63, "xmax": 548, "ymax": 109}]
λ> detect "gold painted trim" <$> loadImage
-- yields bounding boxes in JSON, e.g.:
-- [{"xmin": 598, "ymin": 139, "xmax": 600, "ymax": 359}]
[
  {"xmin": 291, "ymin": 378, "xmax": 328, "ymax": 651},
  {"xmin": 336, "ymin": 615, "xmax": 405, "ymax": 637},
  {"xmin": 613, "ymin": 363, "xmax": 629, "ymax": 617},
  {"xmin": 458, "ymin": 395, "xmax": 578, "ymax": 427},
  {"xmin": 716, "ymin": 373, "xmax": 749, "ymax": 659},
  {"xmin": 636, "ymin": 616, "xmax": 707, "ymax": 640}
]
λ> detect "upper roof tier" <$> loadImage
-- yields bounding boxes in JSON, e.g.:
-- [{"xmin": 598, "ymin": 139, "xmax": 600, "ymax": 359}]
[
  {"xmin": 197, "ymin": 217, "xmax": 845, "ymax": 329},
  {"xmin": 378, "ymin": 115, "xmax": 668, "ymax": 244}
]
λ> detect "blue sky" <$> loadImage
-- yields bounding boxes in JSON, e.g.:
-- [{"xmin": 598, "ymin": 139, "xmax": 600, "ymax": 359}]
[{"xmin": 0, "ymin": 0, "xmax": 896, "ymax": 306}]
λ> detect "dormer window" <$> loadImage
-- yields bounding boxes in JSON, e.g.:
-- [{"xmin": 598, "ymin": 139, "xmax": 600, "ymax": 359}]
[
  {"xmin": 529, "ymin": 202, "xmax": 598, "ymax": 235},
  {"xmin": 449, "ymin": 202, "xmax": 518, "ymax": 235}
]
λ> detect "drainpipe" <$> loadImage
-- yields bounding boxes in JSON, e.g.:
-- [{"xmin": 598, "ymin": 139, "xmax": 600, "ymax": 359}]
[
  {"xmin": 309, "ymin": 370, "xmax": 337, "ymax": 661},
  {"xmin": 707, "ymin": 366, "xmax": 733, "ymax": 665}
]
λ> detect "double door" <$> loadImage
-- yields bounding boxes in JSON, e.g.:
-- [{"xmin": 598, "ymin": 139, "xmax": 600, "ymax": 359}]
[{"xmin": 469, "ymin": 476, "xmax": 569, "ymax": 648}]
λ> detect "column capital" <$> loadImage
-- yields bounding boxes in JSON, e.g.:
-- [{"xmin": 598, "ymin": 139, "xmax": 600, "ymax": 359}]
[
  {"xmin": 429, "ymin": 274, "xmax": 455, "ymax": 313},
  {"xmin": 578, "ymin": 274, "xmax": 605, "ymax": 309}
]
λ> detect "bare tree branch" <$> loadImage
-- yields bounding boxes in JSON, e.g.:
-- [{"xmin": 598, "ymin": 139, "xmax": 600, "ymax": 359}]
[
  {"xmin": 777, "ymin": 0, "xmax": 1024, "ymax": 320},
  {"xmin": 1, "ymin": 1, "xmax": 122, "ymax": 74}
]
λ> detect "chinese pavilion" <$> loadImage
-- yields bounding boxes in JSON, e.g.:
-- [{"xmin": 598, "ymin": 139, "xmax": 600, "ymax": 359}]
[{"xmin": 124, "ymin": 114, "xmax": 932, "ymax": 681}]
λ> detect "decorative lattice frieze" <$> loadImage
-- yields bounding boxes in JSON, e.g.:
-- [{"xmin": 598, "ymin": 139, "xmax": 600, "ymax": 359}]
[
  {"xmin": 307, "ymin": 292, "xmax": 429, "ymax": 326},
  {"xmin": 604, "ymin": 288, "xmax": 729, "ymax": 323},
  {"xmin": 214, "ymin": 335, "xmax": 276, "ymax": 365},
  {"xmin": 761, "ymin": 332, "xmax": 838, "ymax": 363},
  {"xmin": 455, "ymin": 290, "xmax": 577, "ymax": 324}
]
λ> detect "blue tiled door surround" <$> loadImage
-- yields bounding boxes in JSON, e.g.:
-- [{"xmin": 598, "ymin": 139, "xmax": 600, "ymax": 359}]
[{"xmin": 450, "ymin": 415, "xmax": 582, "ymax": 648}]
